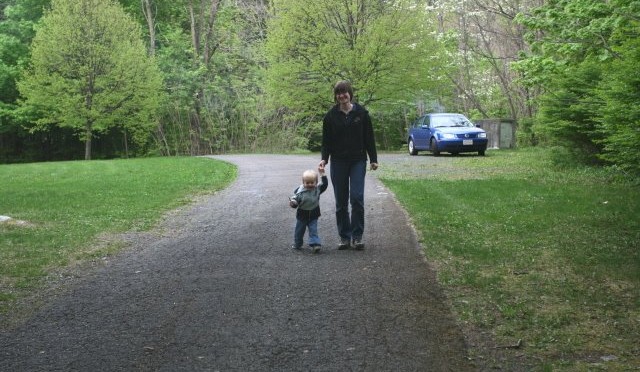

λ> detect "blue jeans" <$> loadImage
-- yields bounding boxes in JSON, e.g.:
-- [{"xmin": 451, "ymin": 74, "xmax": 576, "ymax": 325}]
[
  {"xmin": 293, "ymin": 218, "xmax": 321, "ymax": 248},
  {"xmin": 330, "ymin": 159, "xmax": 366, "ymax": 241}
]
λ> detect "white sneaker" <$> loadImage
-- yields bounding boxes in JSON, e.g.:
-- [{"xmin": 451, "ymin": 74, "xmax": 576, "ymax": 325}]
[
  {"xmin": 337, "ymin": 238, "xmax": 350, "ymax": 250},
  {"xmin": 353, "ymin": 239, "xmax": 364, "ymax": 250}
]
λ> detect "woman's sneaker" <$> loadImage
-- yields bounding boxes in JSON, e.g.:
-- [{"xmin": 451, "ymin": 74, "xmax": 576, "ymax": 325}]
[
  {"xmin": 353, "ymin": 238, "xmax": 364, "ymax": 250},
  {"xmin": 337, "ymin": 238, "xmax": 351, "ymax": 250}
]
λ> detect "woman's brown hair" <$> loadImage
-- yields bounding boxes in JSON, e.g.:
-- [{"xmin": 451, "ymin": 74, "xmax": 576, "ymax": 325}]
[{"xmin": 333, "ymin": 80, "xmax": 353, "ymax": 103}]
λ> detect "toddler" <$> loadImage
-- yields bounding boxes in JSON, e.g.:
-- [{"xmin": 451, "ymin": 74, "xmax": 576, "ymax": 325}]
[{"xmin": 289, "ymin": 168, "xmax": 328, "ymax": 253}]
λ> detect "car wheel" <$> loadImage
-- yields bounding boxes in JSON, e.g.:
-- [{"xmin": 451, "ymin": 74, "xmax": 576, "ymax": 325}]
[
  {"xmin": 430, "ymin": 138, "xmax": 440, "ymax": 156},
  {"xmin": 408, "ymin": 139, "xmax": 418, "ymax": 155},
  {"xmin": 478, "ymin": 149, "xmax": 485, "ymax": 156}
]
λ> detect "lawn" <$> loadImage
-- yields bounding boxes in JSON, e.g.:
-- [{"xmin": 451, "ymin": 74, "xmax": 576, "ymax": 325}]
[
  {"xmin": 0, "ymin": 157, "xmax": 236, "ymax": 309},
  {"xmin": 378, "ymin": 148, "xmax": 639, "ymax": 371}
]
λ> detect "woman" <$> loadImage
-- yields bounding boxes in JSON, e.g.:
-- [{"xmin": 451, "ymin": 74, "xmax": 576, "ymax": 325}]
[{"xmin": 318, "ymin": 80, "xmax": 378, "ymax": 250}]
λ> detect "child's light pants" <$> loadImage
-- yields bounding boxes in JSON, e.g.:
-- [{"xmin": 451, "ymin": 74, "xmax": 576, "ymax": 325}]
[{"xmin": 293, "ymin": 218, "xmax": 321, "ymax": 248}]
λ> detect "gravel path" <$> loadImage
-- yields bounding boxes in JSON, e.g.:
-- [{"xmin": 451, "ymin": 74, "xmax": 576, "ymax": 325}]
[{"xmin": 0, "ymin": 154, "xmax": 474, "ymax": 371}]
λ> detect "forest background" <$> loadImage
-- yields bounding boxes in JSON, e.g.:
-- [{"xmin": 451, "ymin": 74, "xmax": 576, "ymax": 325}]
[{"xmin": 0, "ymin": 0, "xmax": 638, "ymax": 175}]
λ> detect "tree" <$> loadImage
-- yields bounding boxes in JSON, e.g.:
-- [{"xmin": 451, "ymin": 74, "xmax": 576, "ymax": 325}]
[
  {"xmin": 265, "ymin": 0, "xmax": 443, "ymax": 113},
  {"xmin": 596, "ymin": 21, "xmax": 640, "ymax": 173},
  {"xmin": 426, "ymin": 0, "xmax": 543, "ymax": 120},
  {"xmin": 0, "ymin": 0, "xmax": 50, "ymax": 162},
  {"xmin": 18, "ymin": 0, "xmax": 163, "ymax": 160},
  {"xmin": 263, "ymin": 0, "xmax": 447, "ymax": 149},
  {"xmin": 134, "ymin": 0, "xmax": 268, "ymax": 155},
  {"xmin": 514, "ymin": 0, "xmax": 640, "ymax": 171}
]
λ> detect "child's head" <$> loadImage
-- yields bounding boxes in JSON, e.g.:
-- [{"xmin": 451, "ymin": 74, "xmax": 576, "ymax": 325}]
[{"xmin": 302, "ymin": 169, "xmax": 318, "ymax": 189}]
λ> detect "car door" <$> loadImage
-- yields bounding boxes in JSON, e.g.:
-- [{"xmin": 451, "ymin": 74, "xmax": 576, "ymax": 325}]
[{"xmin": 412, "ymin": 115, "xmax": 430, "ymax": 149}]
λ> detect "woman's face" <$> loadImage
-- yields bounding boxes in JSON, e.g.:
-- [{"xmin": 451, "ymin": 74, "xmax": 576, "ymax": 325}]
[{"xmin": 336, "ymin": 91, "xmax": 351, "ymax": 104}]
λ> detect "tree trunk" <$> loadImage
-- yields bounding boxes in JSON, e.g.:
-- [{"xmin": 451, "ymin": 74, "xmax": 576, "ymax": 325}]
[
  {"xmin": 84, "ymin": 124, "xmax": 92, "ymax": 160},
  {"xmin": 203, "ymin": 0, "xmax": 220, "ymax": 65},
  {"xmin": 187, "ymin": 0, "xmax": 222, "ymax": 155},
  {"xmin": 141, "ymin": 0, "xmax": 156, "ymax": 56},
  {"xmin": 190, "ymin": 106, "xmax": 202, "ymax": 156},
  {"xmin": 188, "ymin": 0, "xmax": 200, "ymax": 66},
  {"xmin": 123, "ymin": 129, "xmax": 129, "ymax": 158}
]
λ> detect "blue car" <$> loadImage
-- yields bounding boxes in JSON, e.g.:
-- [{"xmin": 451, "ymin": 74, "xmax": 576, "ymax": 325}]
[{"xmin": 407, "ymin": 113, "xmax": 488, "ymax": 156}]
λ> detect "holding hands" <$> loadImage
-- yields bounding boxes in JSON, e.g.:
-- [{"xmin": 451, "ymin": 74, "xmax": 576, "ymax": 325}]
[{"xmin": 318, "ymin": 160, "xmax": 326, "ymax": 173}]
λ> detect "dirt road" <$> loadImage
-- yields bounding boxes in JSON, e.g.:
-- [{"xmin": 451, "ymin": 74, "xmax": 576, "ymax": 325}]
[{"xmin": 0, "ymin": 154, "xmax": 474, "ymax": 371}]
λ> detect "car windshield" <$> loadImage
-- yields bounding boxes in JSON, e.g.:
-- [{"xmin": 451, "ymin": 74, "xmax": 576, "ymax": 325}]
[{"xmin": 432, "ymin": 115, "xmax": 473, "ymax": 128}]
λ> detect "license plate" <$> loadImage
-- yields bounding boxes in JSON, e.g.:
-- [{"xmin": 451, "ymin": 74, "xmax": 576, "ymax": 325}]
[{"xmin": 463, "ymin": 139, "xmax": 473, "ymax": 146}]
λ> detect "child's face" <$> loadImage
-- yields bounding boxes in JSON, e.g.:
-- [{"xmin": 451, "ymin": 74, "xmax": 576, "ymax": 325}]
[{"xmin": 302, "ymin": 176, "xmax": 317, "ymax": 189}]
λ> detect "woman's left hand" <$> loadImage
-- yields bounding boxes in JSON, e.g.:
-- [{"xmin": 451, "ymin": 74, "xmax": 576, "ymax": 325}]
[{"xmin": 370, "ymin": 163, "xmax": 378, "ymax": 171}]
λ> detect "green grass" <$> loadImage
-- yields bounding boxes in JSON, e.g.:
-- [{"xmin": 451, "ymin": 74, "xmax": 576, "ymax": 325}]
[
  {"xmin": 0, "ymin": 157, "xmax": 236, "ymax": 307},
  {"xmin": 379, "ymin": 148, "xmax": 639, "ymax": 370}
]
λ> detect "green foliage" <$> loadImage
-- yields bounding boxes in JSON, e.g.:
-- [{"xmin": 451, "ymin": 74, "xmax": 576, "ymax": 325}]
[
  {"xmin": 0, "ymin": 0, "xmax": 49, "ymax": 161},
  {"xmin": 0, "ymin": 0, "xmax": 47, "ymax": 104},
  {"xmin": 0, "ymin": 32, "xmax": 26, "ymax": 103},
  {"xmin": 515, "ymin": 0, "xmax": 640, "ymax": 173},
  {"xmin": 17, "ymin": 0, "xmax": 163, "ymax": 159},
  {"xmin": 596, "ymin": 33, "xmax": 640, "ymax": 173},
  {"xmin": 2, "ymin": 0, "xmax": 638, "ymax": 164},
  {"xmin": 516, "ymin": 0, "xmax": 620, "ymax": 62},
  {"xmin": 264, "ymin": 0, "xmax": 446, "ymax": 146},
  {"xmin": 533, "ymin": 59, "xmax": 604, "ymax": 163},
  {"xmin": 514, "ymin": 117, "xmax": 537, "ymax": 147},
  {"xmin": 150, "ymin": 1, "xmax": 269, "ymax": 155}
]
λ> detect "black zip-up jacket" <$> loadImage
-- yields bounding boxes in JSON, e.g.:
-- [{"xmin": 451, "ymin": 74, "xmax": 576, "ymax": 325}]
[{"xmin": 321, "ymin": 103, "xmax": 378, "ymax": 165}]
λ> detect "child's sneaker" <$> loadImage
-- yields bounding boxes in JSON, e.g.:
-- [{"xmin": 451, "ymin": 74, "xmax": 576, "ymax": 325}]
[
  {"xmin": 311, "ymin": 245, "xmax": 321, "ymax": 254},
  {"xmin": 291, "ymin": 244, "xmax": 302, "ymax": 250}
]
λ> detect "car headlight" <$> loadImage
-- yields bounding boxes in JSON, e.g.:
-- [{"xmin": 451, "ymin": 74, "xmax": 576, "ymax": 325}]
[
  {"xmin": 477, "ymin": 132, "xmax": 487, "ymax": 138},
  {"xmin": 441, "ymin": 133, "xmax": 456, "ymax": 139}
]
